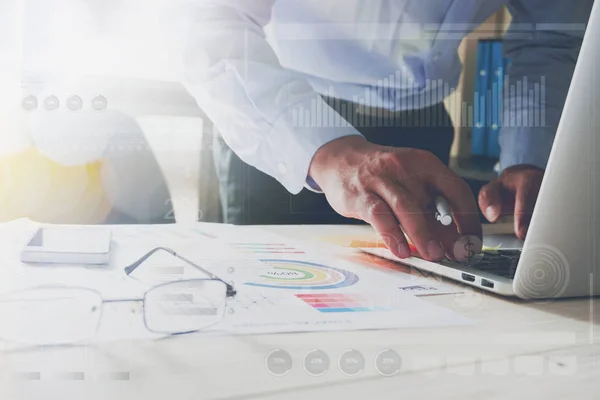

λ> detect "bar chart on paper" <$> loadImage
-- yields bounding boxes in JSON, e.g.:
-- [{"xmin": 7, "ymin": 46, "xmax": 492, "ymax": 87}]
[
  {"xmin": 220, "ymin": 286, "xmax": 472, "ymax": 335},
  {"xmin": 295, "ymin": 293, "xmax": 388, "ymax": 313},
  {"xmin": 229, "ymin": 243, "xmax": 305, "ymax": 255}
]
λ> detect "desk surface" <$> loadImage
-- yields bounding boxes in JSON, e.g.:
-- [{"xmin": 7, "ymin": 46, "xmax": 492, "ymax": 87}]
[{"xmin": 1, "ymin": 225, "xmax": 598, "ymax": 400}]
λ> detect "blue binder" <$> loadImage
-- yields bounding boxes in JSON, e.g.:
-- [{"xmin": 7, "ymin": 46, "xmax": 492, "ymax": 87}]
[{"xmin": 471, "ymin": 40, "xmax": 508, "ymax": 159}]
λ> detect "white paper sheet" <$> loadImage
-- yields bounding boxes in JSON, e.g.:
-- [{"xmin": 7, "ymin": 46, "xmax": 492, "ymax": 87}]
[{"xmin": 0, "ymin": 220, "xmax": 472, "ymax": 349}]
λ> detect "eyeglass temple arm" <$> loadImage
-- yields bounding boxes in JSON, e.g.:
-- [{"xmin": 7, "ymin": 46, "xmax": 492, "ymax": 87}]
[
  {"xmin": 124, "ymin": 247, "xmax": 237, "ymax": 297},
  {"xmin": 173, "ymin": 251, "xmax": 237, "ymax": 297},
  {"xmin": 124, "ymin": 247, "xmax": 169, "ymax": 275}
]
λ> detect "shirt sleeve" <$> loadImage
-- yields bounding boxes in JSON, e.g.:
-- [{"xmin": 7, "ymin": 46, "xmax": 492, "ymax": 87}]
[
  {"xmin": 499, "ymin": 0, "xmax": 594, "ymax": 171},
  {"xmin": 182, "ymin": 0, "xmax": 362, "ymax": 194}
]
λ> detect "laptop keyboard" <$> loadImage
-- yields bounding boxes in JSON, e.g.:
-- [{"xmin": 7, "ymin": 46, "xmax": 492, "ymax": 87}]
[{"xmin": 468, "ymin": 250, "xmax": 521, "ymax": 279}]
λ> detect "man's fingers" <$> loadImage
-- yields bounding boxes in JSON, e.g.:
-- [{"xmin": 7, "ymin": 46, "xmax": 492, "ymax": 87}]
[
  {"xmin": 427, "ymin": 218, "xmax": 460, "ymax": 261},
  {"xmin": 514, "ymin": 177, "xmax": 541, "ymax": 240},
  {"xmin": 376, "ymin": 181, "xmax": 445, "ymax": 261},
  {"xmin": 358, "ymin": 194, "xmax": 411, "ymax": 259},
  {"xmin": 478, "ymin": 180, "xmax": 504, "ymax": 222}
]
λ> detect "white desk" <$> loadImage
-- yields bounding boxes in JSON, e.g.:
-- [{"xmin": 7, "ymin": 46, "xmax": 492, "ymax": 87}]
[{"xmin": 1, "ymin": 225, "xmax": 598, "ymax": 400}]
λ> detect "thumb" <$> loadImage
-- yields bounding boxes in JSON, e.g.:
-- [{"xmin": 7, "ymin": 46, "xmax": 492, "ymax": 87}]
[{"xmin": 478, "ymin": 180, "xmax": 504, "ymax": 223}]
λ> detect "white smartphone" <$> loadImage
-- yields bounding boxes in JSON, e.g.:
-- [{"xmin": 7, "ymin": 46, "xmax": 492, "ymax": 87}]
[{"xmin": 20, "ymin": 226, "xmax": 112, "ymax": 265}]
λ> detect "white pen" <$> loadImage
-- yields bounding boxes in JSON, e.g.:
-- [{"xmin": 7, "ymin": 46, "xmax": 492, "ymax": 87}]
[{"xmin": 434, "ymin": 196, "xmax": 453, "ymax": 226}]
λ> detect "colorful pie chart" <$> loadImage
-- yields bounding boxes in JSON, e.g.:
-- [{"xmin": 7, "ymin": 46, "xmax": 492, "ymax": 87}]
[{"xmin": 244, "ymin": 259, "xmax": 359, "ymax": 290}]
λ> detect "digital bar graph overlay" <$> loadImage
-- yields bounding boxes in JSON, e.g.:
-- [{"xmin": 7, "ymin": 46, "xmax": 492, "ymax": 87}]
[{"xmin": 290, "ymin": 73, "xmax": 546, "ymax": 129}]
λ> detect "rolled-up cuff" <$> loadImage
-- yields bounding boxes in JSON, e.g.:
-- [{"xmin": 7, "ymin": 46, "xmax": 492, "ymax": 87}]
[
  {"xmin": 267, "ymin": 95, "xmax": 364, "ymax": 194},
  {"xmin": 304, "ymin": 175, "xmax": 323, "ymax": 193},
  {"xmin": 499, "ymin": 127, "xmax": 555, "ymax": 172}
]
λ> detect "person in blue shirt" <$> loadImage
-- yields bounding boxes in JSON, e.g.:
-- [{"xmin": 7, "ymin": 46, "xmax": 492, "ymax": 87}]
[{"xmin": 182, "ymin": 0, "xmax": 593, "ymax": 262}]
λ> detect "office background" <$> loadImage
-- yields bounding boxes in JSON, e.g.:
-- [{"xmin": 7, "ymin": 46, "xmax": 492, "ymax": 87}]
[{"xmin": 0, "ymin": 1, "xmax": 511, "ymax": 225}]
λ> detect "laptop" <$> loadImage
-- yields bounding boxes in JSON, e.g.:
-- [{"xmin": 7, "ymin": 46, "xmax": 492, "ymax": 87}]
[{"xmin": 361, "ymin": 2, "xmax": 600, "ymax": 299}]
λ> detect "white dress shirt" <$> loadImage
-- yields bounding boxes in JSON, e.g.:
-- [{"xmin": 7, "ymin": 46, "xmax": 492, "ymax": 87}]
[{"xmin": 182, "ymin": 0, "xmax": 592, "ymax": 194}]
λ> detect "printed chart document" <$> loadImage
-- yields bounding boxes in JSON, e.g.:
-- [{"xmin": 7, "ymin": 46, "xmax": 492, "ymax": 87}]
[
  {"xmin": 175, "ymin": 227, "xmax": 472, "ymax": 334},
  {"xmin": 0, "ymin": 220, "xmax": 472, "ymax": 348}
]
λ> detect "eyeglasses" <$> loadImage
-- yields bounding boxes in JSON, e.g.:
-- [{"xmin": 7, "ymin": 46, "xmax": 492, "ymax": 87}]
[{"xmin": 0, "ymin": 247, "xmax": 237, "ymax": 346}]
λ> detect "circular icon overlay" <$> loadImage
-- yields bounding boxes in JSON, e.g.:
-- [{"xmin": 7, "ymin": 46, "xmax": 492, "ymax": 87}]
[
  {"xmin": 338, "ymin": 349, "xmax": 365, "ymax": 377},
  {"xmin": 44, "ymin": 95, "xmax": 60, "ymax": 111},
  {"xmin": 515, "ymin": 245, "xmax": 570, "ymax": 299},
  {"xmin": 67, "ymin": 95, "xmax": 83, "ymax": 111},
  {"xmin": 91, "ymin": 95, "xmax": 108, "ymax": 112},
  {"xmin": 453, "ymin": 235, "xmax": 484, "ymax": 265},
  {"xmin": 265, "ymin": 349, "xmax": 292, "ymax": 377},
  {"xmin": 303, "ymin": 349, "xmax": 330, "ymax": 377},
  {"xmin": 374, "ymin": 349, "xmax": 402, "ymax": 377},
  {"xmin": 22, "ymin": 95, "xmax": 38, "ymax": 112}
]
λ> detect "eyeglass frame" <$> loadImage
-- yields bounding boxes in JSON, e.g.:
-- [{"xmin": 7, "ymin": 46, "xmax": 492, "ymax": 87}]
[
  {"xmin": 0, "ymin": 247, "xmax": 238, "ymax": 344},
  {"xmin": 122, "ymin": 246, "xmax": 238, "ymax": 334}
]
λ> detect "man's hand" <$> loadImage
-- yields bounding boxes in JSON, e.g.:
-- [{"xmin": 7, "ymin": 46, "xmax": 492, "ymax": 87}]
[
  {"xmin": 309, "ymin": 136, "xmax": 482, "ymax": 262},
  {"xmin": 478, "ymin": 165, "xmax": 544, "ymax": 240}
]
